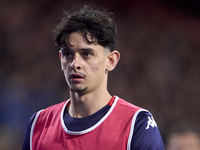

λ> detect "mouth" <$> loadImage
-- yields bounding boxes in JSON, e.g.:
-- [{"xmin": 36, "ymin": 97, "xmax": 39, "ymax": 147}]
[
  {"xmin": 69, "ymin": 73, "xmax": 86, "ymax": 82},
  {"xmin": 70, "ymin": 73, "xmax": 84, "ymax": 78}
]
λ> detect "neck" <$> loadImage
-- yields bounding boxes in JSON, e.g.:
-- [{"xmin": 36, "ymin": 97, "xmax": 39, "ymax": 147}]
[{"xmin": 68, "ymin": 90, "xmax": 112, "ymax": 118}]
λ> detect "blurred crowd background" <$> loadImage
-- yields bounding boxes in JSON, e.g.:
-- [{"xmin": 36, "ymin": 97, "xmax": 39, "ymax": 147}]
[{"xmin": 0, "ymin": 0, "xmax": 200, "ymax": 149}]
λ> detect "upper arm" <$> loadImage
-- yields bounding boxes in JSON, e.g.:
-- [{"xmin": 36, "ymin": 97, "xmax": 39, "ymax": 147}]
[
  {"xmin": 130, "ymin": 111, "xmax": 165, "ymax": 150},
  {"xmin": 22, "ymin": 113, "xmax": 36, "ymax": 150}
]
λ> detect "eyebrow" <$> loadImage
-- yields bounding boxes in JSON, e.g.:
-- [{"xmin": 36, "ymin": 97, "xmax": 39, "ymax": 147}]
[
  {"xmin": 80, "ymin": 48, "xmax": 94, "ymax": 52},
  {"xmin": 60, "ymin": 47, "xmax": 69, "ymax": 51},
  {"xmin": 60, "ymin": 47, "xmax": 95, "ymax": 52}
]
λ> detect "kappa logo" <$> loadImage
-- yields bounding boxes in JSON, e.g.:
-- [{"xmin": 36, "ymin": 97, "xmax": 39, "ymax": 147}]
[{"xmin": 146, "ymin": 116, "xmax": 157, "ymax": 129}]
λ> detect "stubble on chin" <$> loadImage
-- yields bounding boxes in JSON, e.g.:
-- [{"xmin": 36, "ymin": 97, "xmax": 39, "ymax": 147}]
[{"xmin": 69, "ymin": 86, "xmax": 88, "ymax": 93}]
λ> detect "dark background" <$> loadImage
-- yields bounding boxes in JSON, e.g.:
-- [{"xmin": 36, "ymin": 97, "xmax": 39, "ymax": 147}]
[{"xmin": 0, "ymin": 0, "xmax": 200, "ymax": 149}]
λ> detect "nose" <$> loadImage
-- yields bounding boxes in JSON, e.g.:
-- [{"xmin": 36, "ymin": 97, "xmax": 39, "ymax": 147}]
[{"xmin": 71, "ymin": 53, "xmax": 81, "ymax": 71}]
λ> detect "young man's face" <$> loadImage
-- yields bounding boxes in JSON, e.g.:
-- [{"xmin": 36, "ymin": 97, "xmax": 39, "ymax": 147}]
[{"xmin": 59, "ymin": 32, "xmax": 111, "ymax": 94}]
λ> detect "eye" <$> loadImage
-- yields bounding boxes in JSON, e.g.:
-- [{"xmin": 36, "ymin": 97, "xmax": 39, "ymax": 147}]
[
  {"xmin": 61, "ymin": 49, "xmax": 73, "ymax": 59},
  {"xmin": 63, "ymin": 52, "xmax": 73, "ymax": 58},
  {"xmin": 82, "ymin": 52, "xmax": 92, "ymax": 58}
]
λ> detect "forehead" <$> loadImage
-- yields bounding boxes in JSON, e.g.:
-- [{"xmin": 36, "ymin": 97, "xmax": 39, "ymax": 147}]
[
  {"xmin": 65, "ymin": 31, "xmax": 95, "ymax": 45},
  {"xmin": 65, "ymin": 32, "xmax": 108, "ymax": 52},
  {"xmin": 67, "ymin": 32, "xmax": 87, "ymax": 44}
]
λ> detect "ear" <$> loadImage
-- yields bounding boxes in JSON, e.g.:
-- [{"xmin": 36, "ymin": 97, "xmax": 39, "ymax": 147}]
[
  {"xmin": 59, "ymin": 50, "xmax": 64, "ymax": 71},
  {"xmin": 106, "ymin": 50, "xmax": 120, "ymax": 71},
  {"xmin": 59, "ymin": 50, "xmax": 62, "ymax": 59}
]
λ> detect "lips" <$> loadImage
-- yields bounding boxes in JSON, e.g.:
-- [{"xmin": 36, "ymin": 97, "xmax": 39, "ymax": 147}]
[
  {"xmin": 70, "ymin": 73, "xmax": 84, "ymax": 78},
  {"xmin": 69, "ymin": 73, "xmax": 85, "ymax": 82}
]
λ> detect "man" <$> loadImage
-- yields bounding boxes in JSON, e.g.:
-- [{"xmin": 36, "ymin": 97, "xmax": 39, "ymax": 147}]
[
  {"xmin": 165, "ymin": 123, "xmax": 200, "ymax": 150},
  {"xmin": 22, "ymin": 5, "xmax": 164, "ymax": 150}
]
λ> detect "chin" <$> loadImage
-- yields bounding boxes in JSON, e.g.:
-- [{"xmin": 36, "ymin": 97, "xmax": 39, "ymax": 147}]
[{"xmin": 70, "ymin": 87, "xmax": 88, "ymax": 93}]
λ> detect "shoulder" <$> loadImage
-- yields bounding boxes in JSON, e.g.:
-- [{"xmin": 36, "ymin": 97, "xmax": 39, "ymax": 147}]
[
  {"xmin": 42, "ymin": 100, "xmax": 68, "ymax": 112},
  {"xmin": 113, "ymin": 97, "xmax": 147, "ymax": 125},
  {"xmin": 37, "ymin": 100, "xmax": 68, "ymax": 117},
  {"xmin": 115, "ymin": 97, "xmax": 164, "ymax": 149},
  {"xmin": 32, "ymin": 100, "xmax": 68, "ymax": 126},
  {"xmin": 115, "ymin": 97, "xmax": 157, "ymax": 128},
  {"xmin": 116, "ymin": 97, "xmax": 142, "ymax": 112}
]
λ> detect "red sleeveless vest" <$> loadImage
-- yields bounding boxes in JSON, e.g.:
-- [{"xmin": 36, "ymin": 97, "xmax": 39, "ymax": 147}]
[{"xmin": 31, "ymin": 96, "xmax": 142, "ymax": 150}]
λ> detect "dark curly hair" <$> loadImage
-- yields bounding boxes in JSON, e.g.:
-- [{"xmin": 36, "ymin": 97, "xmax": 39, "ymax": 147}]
[{"xmin": 53, "ymin": 5, "xmax": 117, "ymax": 51}]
